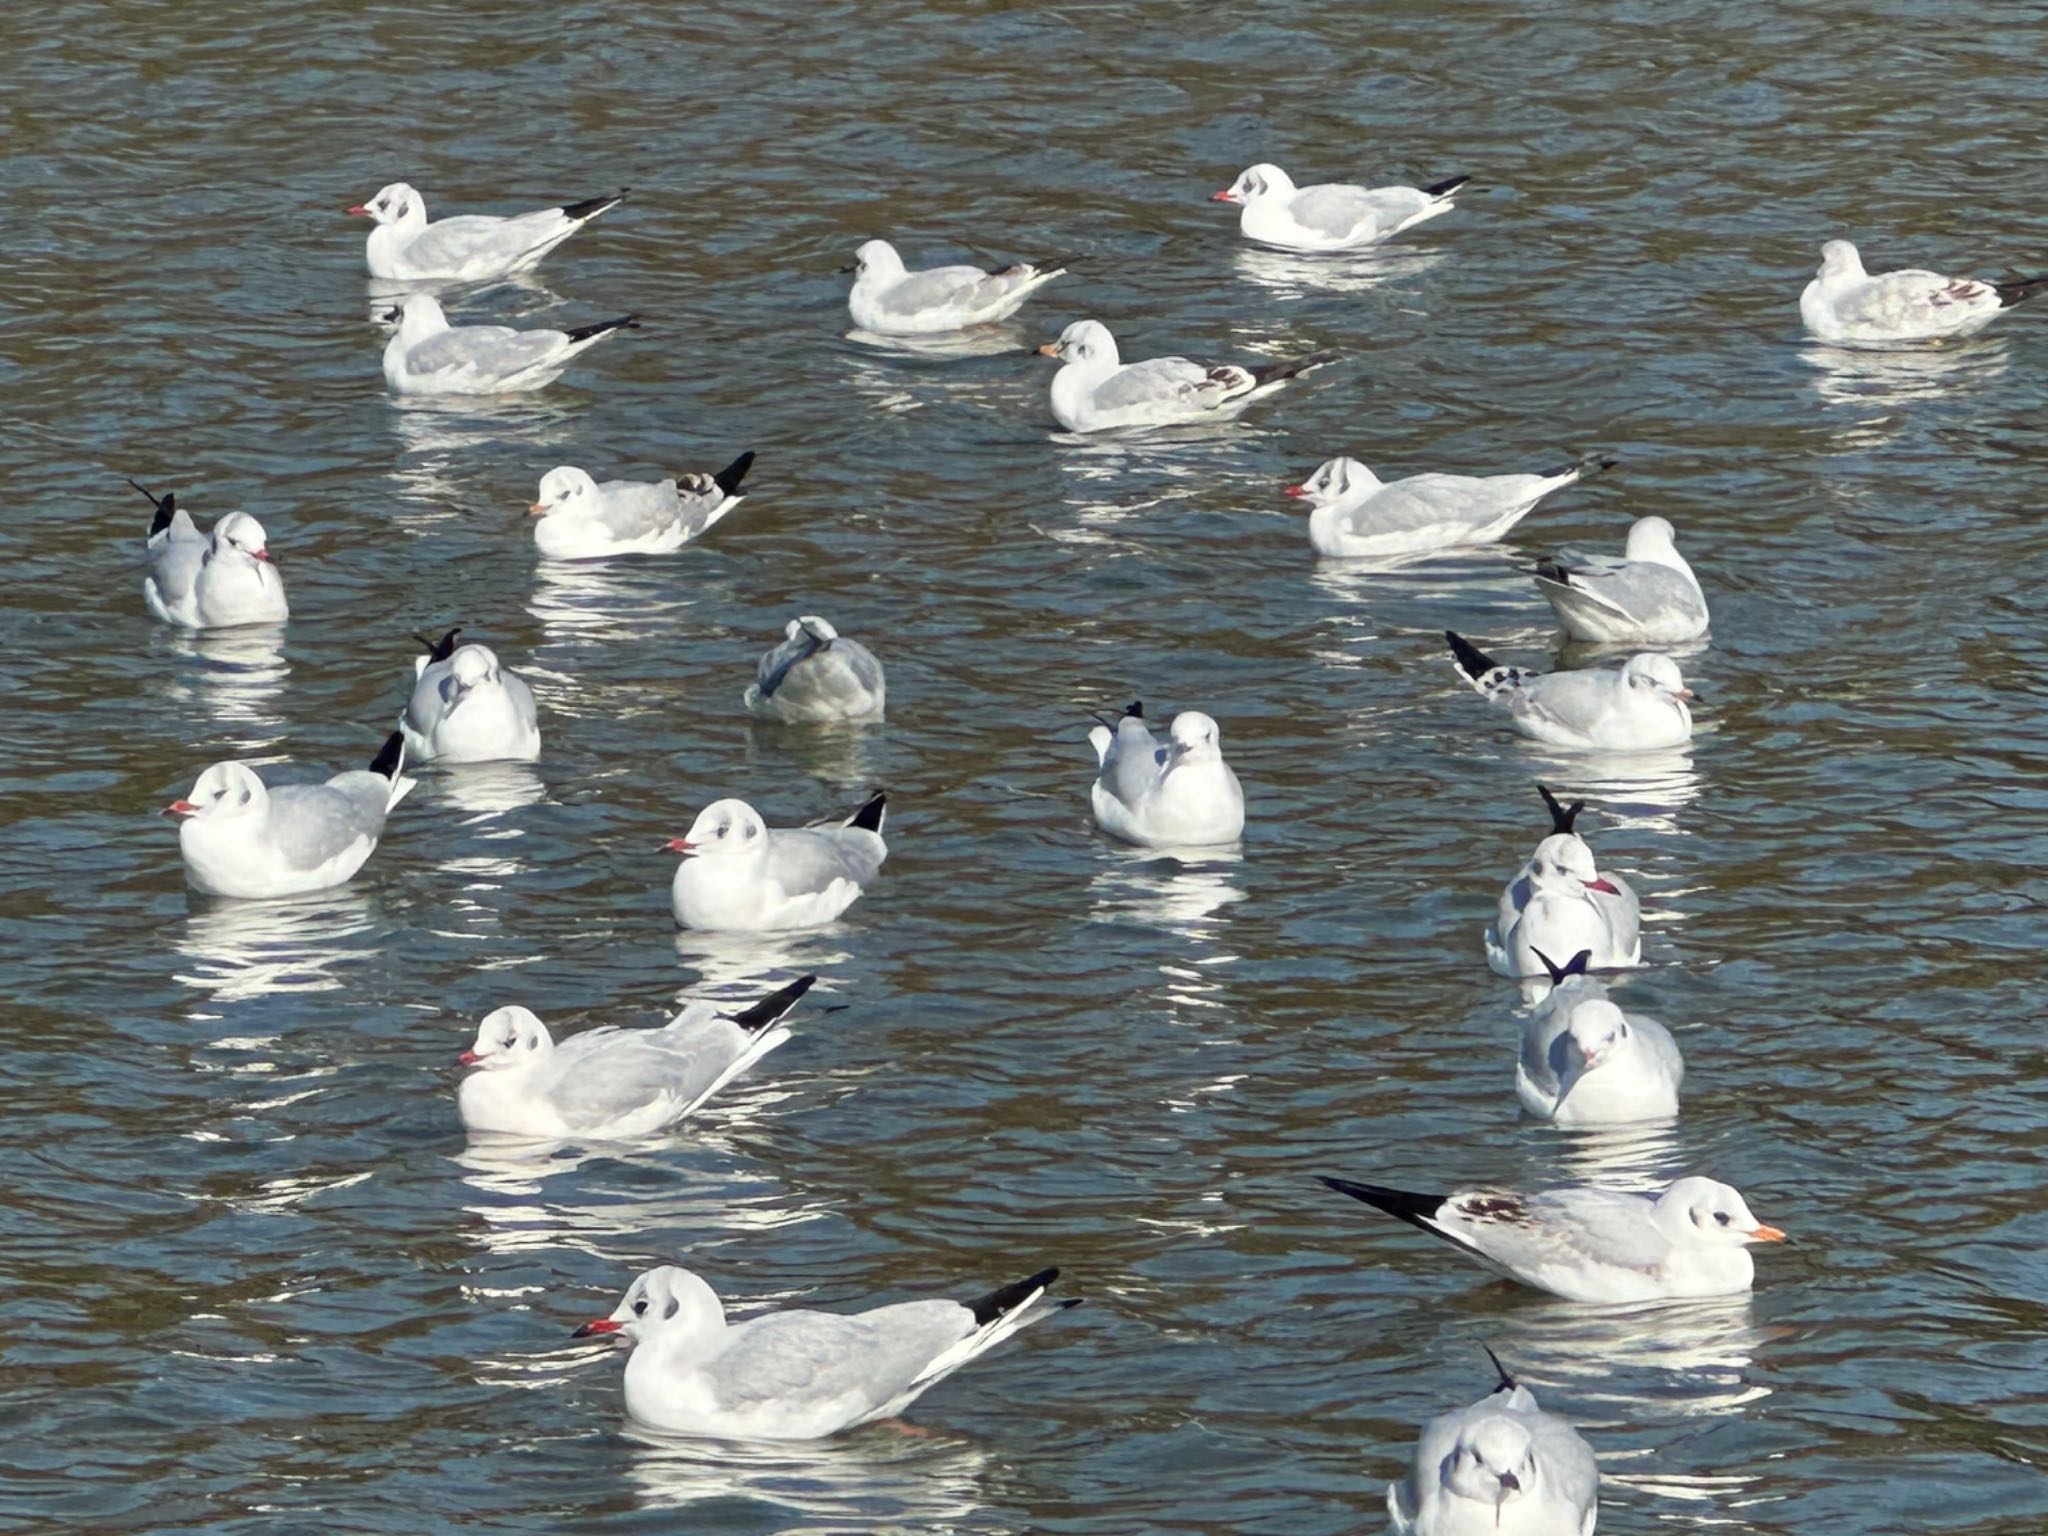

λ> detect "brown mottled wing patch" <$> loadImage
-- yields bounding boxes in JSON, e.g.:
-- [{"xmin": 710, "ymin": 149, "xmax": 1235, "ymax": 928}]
[
  {"xmin": 1451, "ymin": 1191, "xmax": 1532, "ymax": 1226},
  {"xmin": 1206, "ymin": 364, "xmax": 1254, "ymax": 393},
  {"xmin": 1933, "ymin": 278, "xmax": 1989, "ymax": 309}
]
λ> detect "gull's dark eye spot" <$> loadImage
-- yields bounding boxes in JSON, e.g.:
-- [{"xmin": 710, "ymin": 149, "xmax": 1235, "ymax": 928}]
[
  {"xmin": 502, "ymin": 1035, "xmax": 516, "ymax": 1049},
  {"xmin": 632, "ymin": 1297, "xmax": 649, "ymax": 1315},
  {"xmin": 1714, "ymin": 1211, "xmax": 1731, "ymax": 1226}
]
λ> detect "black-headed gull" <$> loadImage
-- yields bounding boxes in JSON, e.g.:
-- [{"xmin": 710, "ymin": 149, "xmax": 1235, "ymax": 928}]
[
  {"xmin": 847, "ymin": 239, "xmax": 1066, "ymax": 335},
  {"xmin": 1517, "ymin": 950, "xmax": 1683, "ymax": 1127},
  {"xmin": 1213, "ymin": 163, "xmax": 1468, "ymax": 253},
  {"xmin": 1287, "ymin": 456, "xmax": 1609, "ymax": 560},
  {"xmin": 457, "ymin": 976, "xmax": 815, "ymax": 1138},
  {"xmin": 1534, "ymin": 516, "xmax": 1708, "ymax": 644},
  {"xmin": 668, "ymin": 792, "xmax": 888, "ymax": 931},
  {"xmin": 742, "ymin": 617, "xmax": 886, "ymax": 723},
  {"xmin": 348, "ymin": 182, "xmax": 626, "ymax": 283},
  {"xmin": 1446, "ymin": 633, "xmax": 1695, "ymax": 752},
  {"xmin": 530, "ymin": 452, "xmax": 753, "ymax": 561},
  {"xmin": 1085, "ymin": 702, "xmax": 1245, "ymax": 848},
  {"xmin": 1800, "ymin": 239, "xmax": 2048, "ymax": 346},
  {"xmin": 165, "ymin": 732, "xmax": 414, "ymax": 899},
  {"xmin": 400, "ymin": 628, "xmax": 541, "ymax": 764},
  {"xmin": 1037, "ymin": 320, "xmax": 1334, "ymax": 433},
  {"xmin": 1389, "ymin": 1350, "xmax": 1599, "ymax": 1536},
  {"xmin": 1488, "ymin": 786, "xmax": 1640, "ymax": 978},
  {"xmin": 572, "ymin": 1263, "xmax": 1077, "ymax": 1440},
  {"xmin": 134, "ymin": 480, "xmax": 287, "ymax": 630},
  {"xmin": 1318, "ymin": 1173, "xmax": 1783, "ymax": 1303},
  {"xmin": 381, "ymin": 294, "xmax": 637, "ymax": 396}
]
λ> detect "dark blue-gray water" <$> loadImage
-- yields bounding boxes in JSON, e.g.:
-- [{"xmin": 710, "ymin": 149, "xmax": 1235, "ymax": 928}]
[{"xmin": 4, "ymin": 1, "xmax": 2048, "ymax": 1532}]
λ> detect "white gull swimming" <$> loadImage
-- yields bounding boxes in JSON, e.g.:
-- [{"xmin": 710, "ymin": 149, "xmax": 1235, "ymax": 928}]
[
  {"xmin": 1037, "ymin": 319, "xmax": 1334, "ymax": 433},
  {"xmin": 1446, "ymin": 633, "xmax": 1695, "ymax": 752},
  {"xmin": 743, "ymin": 617, "xmax": 886, "ymax": 723},
  {"xmin": 530, "ymin": 453, "xmax": 753, "ymax": 561},
  {"xmin": 399, "ymin": 628, "xmax": 541, "ymax": 764},
  {"xmin": 1515, "ymin": 950, "xmax": 1684, "ymax": 1127},
  {"xmin": 381, "ymin": 294, "xmax": 637, "ymax": 396},
  {"xmin": 1288, "ymin": 456, "xmax": 1608, "ymax": 560},
  {"xmin": 349, "ymin": 181, "xmax": 625, "ymax": 283},
  {"xmin": 1213, "ymin": 163, "xmax": 1468, "ymax": 253},
  {"xmin": 1086, "ymin": 702, "xmax": 1245, "ymax": 849},
  {"xmin": 1534, "ymin": 516, "xmax": 1708, "ymax": 644},
  {"xmin": 1800, "ymin": 238, "xmax": 2048, "ymax": 346},
  {"xmin": 668, "ymin": 793, "xmax": 889, "ymax": 931},
  {"xmin": 1488, "ymin": 785, "xmax": 1640, "ymax": 978},
  {"xmin": 848, "ymin": 239, "xmax": 1066, "ymax": 335},
  {"xmin": 135, "ymin": 480, "xmax": 288, "ymax": 630}
]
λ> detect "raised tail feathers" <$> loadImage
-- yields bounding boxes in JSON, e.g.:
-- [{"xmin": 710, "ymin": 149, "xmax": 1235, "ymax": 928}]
[
  {"xmin": 845, "ymin": 790, "xmax": 887, "ymax": 835},
  {"xmin": 724, "ymin": 975, "xmax": 817, "ymax": 1034},
  {"xmin": 712, "ymin": 450, "xmax": 756, "ymax": 499},
  {"xmin": 560, "ymin": 188, "xmax": 629, "ymax": 223},
  {"xmin": 1538, "ymin": 455, "xmax": 1617, "ymax": 484},
  {"xmin": 1250, "ymin": 349, "xmax": 1339, "ymax": 389},
  {"xmin": 1445, "ymin": 630, "xmax": 1501, "ymax": 683},
  {"xmin": 1423, "ymin": 174, "xmax": 1473, "ymax": 199},
  {"xmin": 563, "ymin": 314, "xmax": 640, "ymax": 347}
]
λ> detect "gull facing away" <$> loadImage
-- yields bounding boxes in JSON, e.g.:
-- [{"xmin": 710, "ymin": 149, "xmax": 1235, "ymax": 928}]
[
  {"xmin": 531, "ymin": 452, "xmax": 753, "ymax": 561},
  {"xmin": 165, "ymin": 732, "xmax": 415, "ymax": 899},
  {"xmin": 1445, "ymin": 633, "xmax": 1694, "ymax": 752},
  {"xmin": 400, "ymin": 627, "xmax": 541, "ymax": 764},
  {"xmin": 1317, "ymin": 1174, "xmax": 1783, "ymax": 1304},
  {"xmin": 1517, "ymin": 949, "xmax": 1683, "ymax": 1127},
  {"xmin": 1287, "ymin": 456, "xmax": 1610, "ymax": 560},
  {"xmin": 572, "ymin": 1264, "xmax": 1078, "ymax": 1440},
  {"xmin": 348, "ymin": 181, "xmax": 626, "ymax": 283},
  {"xmin": 1389, "ymin": 1349, "xmax": 1598, "ymax": 1536},
  {"xmin": 847, "ymin": 239, "xmax": 1066, "ymax": 335},
  {"xmin": 1213, "ymin": 163, "xmax": 1469, "ymax": 253},
  {"xmin": 1037, "ymin": 319, "xmax": 1335, "ymax": 433},
  {"xmin": 1488, "ymin": 785, "xmax": 1640, "ymax": 978},
  {"xmin": 1086, "ymin": 701, "xmax": 1244, "ymax": 848},
  {"xmin": 457, "ymin": 976, "xmax": 816, "ymax": 1138},
  {"xmin": 1533, "ymin": 516, "xmax": 1708, "ymax": 644},
  {"xmin": 381, "ymin": 294, "xmax": 637, "ymax": 396},
  {"xmin": 1800, "ymin": 239, "xmax": 2048, "ymax": 346},
  {"xmin": 134, "ymin": 480, "xmax": 287, "ymax": 630},
  {"xmin": 668, "ymin": 793, "xmax": 889, "ymax": 931},
  {"xmin": 743, "ymin": 617, "xmax": 886, "ymax": 723}
]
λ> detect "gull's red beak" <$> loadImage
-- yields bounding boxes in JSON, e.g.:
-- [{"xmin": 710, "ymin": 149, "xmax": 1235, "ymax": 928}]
[
  {"xmin": 572, "ymin": 1318, "xmax": 623, "ymax": 1338},
  {"xmin": 1035, "ymin": 342, "xmax": 1061, "ymax": 358},
  {"xmin": 457, "ymin": 1049, "xmax": 481, "ymax": 1066},
  {"xmin": 1582, "ymin": 877, "xmax": 1619, "ymax": 894},
  {"xmin": 528, "ymin": 501, "xmax": 548, "ymax": 517},
  {"xmin": 665, "ymin": 837, "xmax": 696, "ymax": 855},
  {"xmin": 1749, "ymin": 1225, "xmax": 1787, "ymax": 1243},
  {"xmin": 253, "ymin": 549, "xmax": 271, "ymax": 562},
  {"xmin": 1284, "ymin": 484, "xmax": 1308, "ymax": 498},
  {"xmin": 162, "ymin": 799, "xmax": 198, "ymax": 819},
  {"xmin": 346, "ymin": 203, "xmax": 370, "ymax": 217},
  {"xmin": 1211, "ymin": 189, "xmax": 1239, "ymax": 203}
]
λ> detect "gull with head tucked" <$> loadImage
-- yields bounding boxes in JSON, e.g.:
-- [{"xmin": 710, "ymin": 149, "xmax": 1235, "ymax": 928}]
[
  {"xmin": 743, "ymin": 617, "xmax": 886, "ymax": 723},
  {"xmin": 1087, "ymin": 701, "xmax": 1245, "ymax": 849},
  {"xmin": 134, "ymin": 479, "xmax": 287, "ymax": 630},
  {"xmin": 165, "ymin": 732, "xmax": 414, "ymax": 899},
  {"xmin": 572, "ymin": 1263, "xmax": 1078, "ymax": 1441},
  {"xmin": 667, "ymin": 792, "xmax": 889, "ymax": 931},
  {"xmin": 348, "ymin": 181, "xmax": 626, "ymax": 283},
  {"xmin": 1516, "ymin": 949, "xmax": 1684, "ymax": 1127},
  {"xmin": 847, "ymin": 238, "xmax": 1067, "ymax": 335},
  {"xmin": 1388, "ymin": 1349, "xmax": 1599, "ymax": 1536},
  {"xmin": 1800, "ymin": 238, "xmax": 2048, "ymax": 346},
  {"xmin": 381, "ymin": 294, "xmax": 637, "ymax": 396},
  {"xmin": 1534, "ymin": 516, "xmax": 1708, "ymax": 644},
  {"xmin": 399, "ymin": 627, "xmax": 541, "ymax": 764},
  {"xmin": 530, "ymin": 452, "xmax": 752, "ymax": 561},
  {"xmin": 1213, "ymin": 162, "xmax": 1469, "ymax": 253},
  {"xmin": 1037, "ymin": 319, "xmax": 1334, "ymax": 433},
  {"xmin": 1445, "ymin": 633, "xmax": 1695, "ymax": 752}
]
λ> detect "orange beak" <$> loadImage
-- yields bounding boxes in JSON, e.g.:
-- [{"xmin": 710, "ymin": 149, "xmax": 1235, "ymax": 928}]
[
  {"xmin": 1749, "ymin": 1224, "xmax": 1787, "ymax": 1243},
  {"xmin": 528, "ymin": 501, "xmax": 548, "ymax": 517},
  {"xmin": 1035, "ymin": 342, "xmax": 1061, "ymax": 358},
  {"xmin": 1676, "ymin": 687, "xmax": 1698, "ymax": 701}
]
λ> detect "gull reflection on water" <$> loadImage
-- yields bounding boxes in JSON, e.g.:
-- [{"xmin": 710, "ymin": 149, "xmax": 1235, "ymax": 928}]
[
  {"xmin": 1088, "ymin": 845, "xmax": 1245, "ymax": 936},
  {"xmin": 529, "ymin": 556, "xmax": 702, "ymax": 649},
  {"xmin": 621, "ymin": 1421, "xmax": 992, "ymax": 1532},
  {"xmin": 1233, "ymin": 244, "xmax": 1448, "ymax": 299},
  {"xmin": 436, "ymin": 759, "xmax": 548, "ymax": 819},
  {"xmin": 364, "ymin": 270, "xmax": 563, "ymax": 326},
  {"xmin": 1542, "ymin": 1119, "xmax": 1688, "ymax": 1191},
  {"xmin": 1803, "ymin": 335, "xmax": 2009, "ymax": 420},
  {"xmin": 845, "ymin": 324, "xmax": 1032, "ymax": 361},
  {"xmin": 742, "ymin": 719, "xmax": 881, "ymax": 797},
  {"xmin": 673, "ymin": 927, "xmax": 856, "ymax": 996},
  {"xmin": 174, "ymin": 887, "xmax": 382, "ymax": 1003},
  {"xmin": 162, "ymin": 626, "xmax": 290, "ymax": 732},
  {"xmin": 386, "ymin": 395, "xmax": 584, "ymax": 527},
  {"xmin": 1509, "ymin": 746, "xmax": 1702, "ymax": 838}
]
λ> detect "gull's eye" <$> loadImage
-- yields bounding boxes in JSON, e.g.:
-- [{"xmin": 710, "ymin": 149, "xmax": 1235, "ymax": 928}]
[
  {"xmin": 501, "ymin": 1034, "xmax": 516, "ymax": 1049},
  {"xmin": 1714, "ymin": 1211, "xmax": 1731, "ymax": 1226},
  {"xmin": 632, "ymin": 1297, "xmax": 649, "ymax": 1315},
  {"xmin": 715, "ymin": 823, "xmax": 729, "ymax": 839}
]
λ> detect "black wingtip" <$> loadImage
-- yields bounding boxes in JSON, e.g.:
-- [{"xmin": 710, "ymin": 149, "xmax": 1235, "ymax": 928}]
[
  {"xmin": 1529, "ymin": 947, "xmax": 1593, "ymax": 986},
  {"xmin": 564, "ymin": 314, "xmax": 640, "ymax": 346},
  {"xmin": 1995, "ymin": 273, "xmax": 2048, "ymax": 309},
  {"xmin": 416, "ymin": 626, "xmax": 464, "ymax": 663},
  {"xmin": 1536, "ymin": 784, "xmax": 1583, "ymax": 836},
  {"xmin": 712, "ymin": 450, "xmax": 756, "ymax": 498},
  {"xmin": 1532, "ymin": 557, "xmax": 1572, "ymax": 586},
  {"xmin": 1482, "ymin": 1345, "xmax": 1517, "ymax": 1394},
  {"xmin": 846, "ymin": 790, "xmax": 886, "ymax": 834},
  {"xmin": 1123, "ymin": 700, "xmax": 1143, "ymax": 720},
  {"xmin": 1539, "ymin": 455, "xmax": 1616, "ymax": 482},
  {"xmin": 1318, "ymin": 1176, "xmax": 1448, "ymax": 1231},
  {"xmin": 966, "ymin": 1266, "xmax": 1060, "ymax": 1327},
  {"xmin": 368, "ymin": 731, "xmax": 406, "ymax": 780},
  {"xmin": 1445, "ymin": 630, "xmax": 1498, "ymax": 681},
  {"xmin": 560, "ymin": 188, "xmax": 629, "ymax": 222},
  {"xmin": 1424, "ymin": 174, "xmax": 1473, "ymax": 198},
  {"xmin": 128, "ymin": 478, "xmax": 176, "ymax": 534},
  {"xmin": 724, "ymin": 975, "xmax": 817, "ymax": 1033}
]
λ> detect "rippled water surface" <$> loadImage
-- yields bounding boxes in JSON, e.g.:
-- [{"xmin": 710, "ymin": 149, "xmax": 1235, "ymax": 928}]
[{"xmin": 6, "ymin": 1, "xmax": 2048, "ymax": 1532}]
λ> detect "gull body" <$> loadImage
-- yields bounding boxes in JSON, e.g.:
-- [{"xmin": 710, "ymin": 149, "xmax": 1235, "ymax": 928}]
[
  {"xmin": 573, "ymin": 1264, "xmax": 1078, "ymax": 1441},
  {"xmin": 1213, "ymin": 163, "xmax": 1468, "ymax": 253},
  {"xmin": 166, "ymin": 733, "xmax": 414, "ymax": 899},
  {"xmin": 668, "ymin": 794, "xmax": 889, "ymax": 931},
  {"xmin": 848, "ymin": 239, "xmax": 1066, "ymax": 335},
  {"xmin": 349, "ymin": 182, "xmax": 625, "ymax": 283},
  {"xmin": 1289, "ymin": 456, "xmax": 1605, "ymax": 560},
  {"xmin": 1038, "ymin": 319, "xmax": 1334, "ymax": 433},
  {"xmin": 1517, "ymin": 965, "xmax": 1683, "ymax": 1127},
  {"xmin": 1446, "ymin": 634, "xmax": 1694, "ymax": 752},
  {"xmin": 1318, "ymin": 1174, "xmax": 1783, "ymax": 1304},
  {"xmin": 381, "ymin": 294, "xmax": 636, "ymax": 396},
  {"xmin": 1488, "ymin": 787, "xmax": 1640, "ymax": 978},
  {"xmin": 743, "ymin": 617, "xmax": 886, "ymax": 723},
  {"xmin": 400, "ymin": 629, "xmax": 541, "ymax": 764},
  {"xmin": 1389, "ymin": 1353, "xmax": 1599, "ymax": 1536},
  {"xmin": 1800, "ymin": 239, "xmax": 2048, "ymax": 346},
  {"xmin": 1534, "ymin": 517, "xmax": 1708, "ymax": 644},
  {"xmin": 136, "ymin": 482, "xmax": 288, "ymax": 630},
  {"xmin": 1086, "ymin": 703, "xmax": 1244, "ymax": 848},
  {"xmin": 530, "ymin": 453, "xmax": 753, "ymax": 561},
  {"xmin": 457, "ymin": 977, "xmax": 815, "ymax": 1139}
]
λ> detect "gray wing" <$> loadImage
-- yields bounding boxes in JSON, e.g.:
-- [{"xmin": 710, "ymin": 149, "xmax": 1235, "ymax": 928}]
[
  {"xmin": 1292, "ymin": 183, "xmax": 1431, "ymax": 238},
  {"xmin": 1626, "ymin": 1012, "xmax": 1685, "ymax": 1087},
  {"xmin": 1341, "ymin": 475, "xmax": 1543, "ymax": 541},
  {"xmin": 877, "ymin": 264, "xmax": 991, "ymax": 316},
  {"xmin": 264, "ymin": 779, "xmax": 387, "ymax": 869},
  {"xmin": 405, "ymin": 658, "xmax": 453, "ymax": 732},
  {"xmin": 540, "ymin": 1029, "xmax": 708, "ymax": 1130},
  {"xmin": 146, "ymin": 529, "xmax": 207, "ymax": 608},
  {"xmin": 1093, "ymin": 356, "xmax": 1231, "ymax": 413},
  {"xmin": 1528, "ymin": 1406, "xmax": 1601, "ymax": 1524},
  {"xmin": 1515, "ymin": 669, "xmax": 1625, "ymax": 736},
  {"xmin": 409, "ymin": 325, "xmax": 566, "ymax": 380},
  {"xmin": 709, "ymin": 1303, "xmax": 967, "ymax": 1417},
  {"xmin": 1842, "ymin": 268, "xmax": 2000, "ymax": 328},
  {"xmin": 1516, "ymin": 1186, "xmax": 1670, "ymax": 1271},
  {"xmin": 404, "ymin": 210, "xmax": 570, "ymax": 271},
  {"xmin": 764, "ymin": 826, "xmax": 887, "ymax": 891},
  {"xmin": 1101, "ymin": 718, "xmax": 1164, "ymax": 805},
  {"xmin": 593, "ymin": 480, "xmax": 684, "ymax": 542}
]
